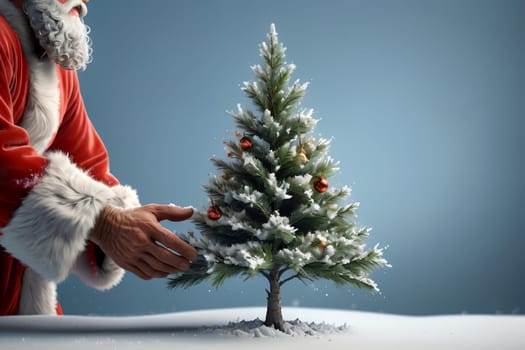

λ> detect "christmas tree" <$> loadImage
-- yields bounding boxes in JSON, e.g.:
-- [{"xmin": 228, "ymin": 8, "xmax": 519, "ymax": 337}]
[{"xmin": 168, "ymin": 24, "xmax": 389, "ymax": 331}]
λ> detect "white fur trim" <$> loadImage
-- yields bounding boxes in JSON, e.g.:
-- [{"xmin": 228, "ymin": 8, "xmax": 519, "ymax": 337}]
[
  {"xmin": 0, "ymin": 0, "xmax": 60, "ymax": 155},
  {"xmin": 20, "ymin": 59, "xmax": 60, "ymax": 155},
  {"xmin": 71, "ymin": 184, "xmax": 139, "ymax": 290},
  {"xmin": 71, "ymin": 249, "xmax": 125, "ymax": 291},
  {"xmin": 109, "ymin": 184, "xmax": 141, "ymax": 210},
  {"xmin": 0, "ymin": 151, "xmax": 139, "ymax": 285},
  {"xmin": 18, "ymin": 267, "xmax": 57, "ymax": 315}
]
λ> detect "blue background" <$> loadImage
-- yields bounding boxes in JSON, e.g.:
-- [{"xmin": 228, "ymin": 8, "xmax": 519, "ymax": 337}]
[{"xmin": 58, "ymin": 0, "xmax": 525, "ymax": 316}]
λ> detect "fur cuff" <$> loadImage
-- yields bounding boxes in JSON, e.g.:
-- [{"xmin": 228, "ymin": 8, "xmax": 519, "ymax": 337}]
[
  {"xmin": 72, "ymin": 184, "xmax": 139, "ymax": 290},
  {"xmin": 71, "ymin": 244, "xmax": 126, "ymax": 291},
  {"xmin": 0, "ymin": 151, "xmax": 140, "ymax": 284}
]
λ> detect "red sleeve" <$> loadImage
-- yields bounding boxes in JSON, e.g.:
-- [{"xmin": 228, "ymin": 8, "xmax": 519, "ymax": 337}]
[
  {"xmin": 0, "ymin": 28, "xmax": 47, "ymax": 224},
  {"xmin": 49, "ymin": 69, "xmax": 118, "ymax": 187}
]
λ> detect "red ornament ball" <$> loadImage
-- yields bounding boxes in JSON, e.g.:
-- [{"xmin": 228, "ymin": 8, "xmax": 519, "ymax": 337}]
[
  {"xmin": 207, "ymin": 206, "xmax": 221, "ymax": 220},
  {"xmin": 239, "ymin": 136, "xmax": 253, "ymax": 150},
  {"xmin": 313, "ymin": 177, "xmax": 329, "ymax": 193}
]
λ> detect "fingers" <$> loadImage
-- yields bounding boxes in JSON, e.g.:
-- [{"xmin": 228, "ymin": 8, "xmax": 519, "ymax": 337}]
[
  {"xmin": 147, "ymin": 248, "xmax": 190, "ymax": 272},
  {"xmin": 151, "ymin": 225, "xmax": 198, "ymax": 262},
  {"xmin": 128, "ymin": 261, "xmax": 168, "ymax": 280},
  {"xmin": 128, "ymin": 263, "xmax": 157, "ymax": 280},
  {"xmin": 104, "ymin": 204, "xmax": 198, "ymax": 280},
  {"xmin": 143, "ymin": 252, "xmax": 188, "ymax": 273},
  {"xmin": 128, "ymin": 252, "xmax": 189, "ymax": 280},
  {"xmin": 151, "ymin": 204, "xmax": 193, "ymax": 222}
]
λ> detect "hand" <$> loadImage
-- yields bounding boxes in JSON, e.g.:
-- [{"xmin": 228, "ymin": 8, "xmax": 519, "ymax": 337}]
[{"xmin": 89, "ymin": 204, "xmax": 197, "ymax": 280}]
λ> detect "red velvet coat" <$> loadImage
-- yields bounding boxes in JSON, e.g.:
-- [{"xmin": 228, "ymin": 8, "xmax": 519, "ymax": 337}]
[{"xmin": 0, "ymin": 1, "xmax": 139, "ymax": 315}]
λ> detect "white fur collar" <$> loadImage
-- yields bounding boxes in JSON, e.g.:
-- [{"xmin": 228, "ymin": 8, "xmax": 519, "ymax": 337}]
[{"xmin": 0, "ymin": 0, "xmax": 59, "ymax": 155}]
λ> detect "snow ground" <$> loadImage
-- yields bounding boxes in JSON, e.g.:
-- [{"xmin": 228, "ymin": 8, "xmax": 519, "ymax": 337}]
[{"xmin": 0, "ymin": 307, "xmax": 524, "ymax": 350}]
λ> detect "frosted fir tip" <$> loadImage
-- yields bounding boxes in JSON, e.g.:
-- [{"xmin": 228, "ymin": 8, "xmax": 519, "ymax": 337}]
[
  {"xmin": 268, "ymin": 23, "xmax": 279, "ymax": 43},
  {"xmin": 270, "ymin": 23, "xmax": 277, "ymax": 36}
]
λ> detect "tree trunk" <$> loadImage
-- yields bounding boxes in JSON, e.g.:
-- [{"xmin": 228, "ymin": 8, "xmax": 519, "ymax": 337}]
[{"xmin": 264, "ymin": 267, "xmax": 284, "ymax": 331}]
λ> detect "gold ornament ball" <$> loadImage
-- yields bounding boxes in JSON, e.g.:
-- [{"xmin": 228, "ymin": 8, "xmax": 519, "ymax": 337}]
[{"xmin": 296, "ymin": 152, "xmax": 309, "ymax": 165}]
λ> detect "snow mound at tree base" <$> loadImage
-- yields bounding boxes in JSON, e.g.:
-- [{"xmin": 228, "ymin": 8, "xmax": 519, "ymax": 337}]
[{"xmin": 193, "ymin": 318, "xmax": 349, "ymax": 337}]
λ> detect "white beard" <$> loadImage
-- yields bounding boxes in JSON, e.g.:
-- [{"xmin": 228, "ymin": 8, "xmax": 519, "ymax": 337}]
[{"xmin": 23, "ymin": 0, "xmax": 92, "ymax": 71}]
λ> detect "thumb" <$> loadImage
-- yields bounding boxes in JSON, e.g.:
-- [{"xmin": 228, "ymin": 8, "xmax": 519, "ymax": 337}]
[{"xmin": 152, "ymin": 204, "xmax": 194, "ymax": 222}]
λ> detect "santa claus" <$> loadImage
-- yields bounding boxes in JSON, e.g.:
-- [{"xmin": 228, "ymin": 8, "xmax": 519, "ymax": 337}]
[{"xmin": 0, "ymin": 0, "xmax": 197, "ymax": 315}]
